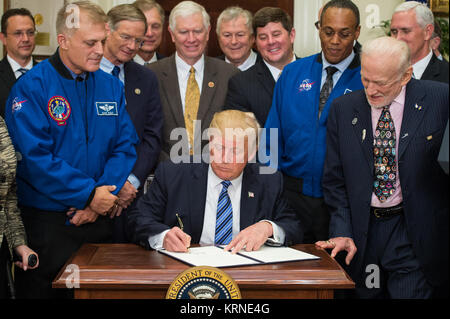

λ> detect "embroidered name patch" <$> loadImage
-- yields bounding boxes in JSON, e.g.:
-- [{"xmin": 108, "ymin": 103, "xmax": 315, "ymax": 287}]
[
  {"xmin": 48, "ymin": 96, "xmax": 71, "ymax": 126},
  {"xmin": 96, "ymin": 102, "xmax": 118, "ymax": 116}
]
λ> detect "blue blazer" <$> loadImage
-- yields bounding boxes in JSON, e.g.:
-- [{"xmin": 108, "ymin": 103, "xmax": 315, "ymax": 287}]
[
  {"xmin": 323, "ymin": 79, "xmax": 449, "ymax": 287},
  {"xmin": 124, "ymin": 61, "xmax": 163, "ymax": 185},
  {"xmin": 128, "ymin": 160, "xmax": 304, "ymax": 249}
]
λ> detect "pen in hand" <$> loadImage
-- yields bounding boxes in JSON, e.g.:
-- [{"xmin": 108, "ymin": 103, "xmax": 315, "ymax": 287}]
[{"xmin": 176, "ymin": 213, "xmax": 190, "ymax": 252}]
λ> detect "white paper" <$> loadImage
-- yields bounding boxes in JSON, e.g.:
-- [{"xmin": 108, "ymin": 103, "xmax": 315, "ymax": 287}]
[
  {"xmin": 238, "ymin": 246, "xmax": 320, "ymax": 263},
  {"xmin": 159, "ymin": 245, "xmax": 319, "ymax": 268},
  {"xmin": 159, "ymin": 246, "xmax": 260, "ymax": 267}
]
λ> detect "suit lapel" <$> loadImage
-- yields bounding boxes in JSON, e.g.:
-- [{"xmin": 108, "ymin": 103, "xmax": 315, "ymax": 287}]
[
  {"xmin": 398, "ymin": 80, "xmax": 426, "ymax": 160},
  {"xmin": 123, "ymin": 62, "xmax": 141, "ymax": 108},
  {"xmin": 239, "ymin": 164, "xmax": 259, "ymax": 230},
  {"xmin": 188, "ymin": 163, "xmax": 209, "ymax": 243},
  {"xmin": 352, "ymin": 94, "xmax": 374, "ymax": 172},
  {"xmin": 162, "ymin": 55, "xmax": 185, "ymax": 128},
  {"xmin": 197, "ymin": 57, "xmax": 218, "ymax": 125},
  {"xmin": 255, "ymin": 60, "xmax": 275, "ymax": 96},
  {"xmin": 0, "ymin": 58, "xmax": 16, "ymax": 89}
]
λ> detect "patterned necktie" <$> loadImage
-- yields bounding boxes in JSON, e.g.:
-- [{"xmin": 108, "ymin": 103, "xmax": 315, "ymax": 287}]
[
  {"xmin": 185, "ymin": 66, "xmax": 200, "ymax": 153},
  {"xmin": 111, "ymin": 66, "xmax": 120, "ymax": 78},
  {"xmin": 318, "ymin": 66, "xmax": 338, "ymax": 118},
  {"xmin": 373, "ymin": 105, "xmax": 396, "ymax": 203},
  {"xmin": 215, "ymin": 181, "xmax": 233, "ymax": 245},
  {"xmin": 17, "ymin": 68, "xmax": 28, "ymax": 79}
]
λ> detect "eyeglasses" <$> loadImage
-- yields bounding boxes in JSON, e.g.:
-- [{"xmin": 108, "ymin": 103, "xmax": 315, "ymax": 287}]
[
  {"xmin": 7, "ymin": 30, "xmax": 37, "ymax": 39},
  {"xmin": 118, "ymin": 33, "xmax": 144, "ymax": 48},
  {"xmin": 320, "ymin": 27, "xmax": 354, "ymax": 40},
  {"xmin": 314, "ymin": 21, "xmax": 320, "ymax": 30}
]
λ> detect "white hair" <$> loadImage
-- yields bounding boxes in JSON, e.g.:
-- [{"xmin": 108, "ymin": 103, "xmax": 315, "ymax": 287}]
[
  {"xmin": 169, "ymin": 1, "xmax": 210, "ymax": 31},
  {"xmin": 216, "ymin": 6, "xmax": 253, "ymax": 35},
  {"xmin": 394, "ymin": 1, "xmax": 434, "ymax": 28},
  {"xmin": 361, "ymin": 36, "xmax": 411, "ymax": 75}
]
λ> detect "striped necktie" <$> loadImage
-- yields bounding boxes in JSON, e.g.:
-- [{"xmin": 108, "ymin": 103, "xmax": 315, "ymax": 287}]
[
  {"xmin": 185, "ymin": 66, "xmax": 200, "ymax": 153},
  {"xmin": 17, "ymin": 68, "xmax": 28, "ymax": 79},
  {"xmin": 215, "ymin": 181, "xmax": 233, "ymax": 245}
]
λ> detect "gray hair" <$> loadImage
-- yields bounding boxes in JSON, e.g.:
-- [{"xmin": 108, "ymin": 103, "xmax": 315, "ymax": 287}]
[
  {"xmin": 394, "ymin": 1, "xmax": 434, "ymax": 29},
  {"xmin": 361, "ymin": 36, "xmax": 411, "ymax": 75},
  {"xmin": 169, "ymin": 1, "xmax": 210, "ymax": 31},
  {"xmin": 107, "ymin": 4, "xmax": 147, "ymax": 32},
  {"xmin": 216, "ymin": 6, "xmax": 253, "ymax": 35}
]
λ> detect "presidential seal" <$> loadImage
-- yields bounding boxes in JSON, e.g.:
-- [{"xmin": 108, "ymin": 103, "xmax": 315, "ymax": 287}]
[
  {"xmin": 48, "ymin": 96, "xmax": 71, "ymax": 126},
  {"xmin": 166, "ymin": 266, "xmax": 241, "ymax": 299}
]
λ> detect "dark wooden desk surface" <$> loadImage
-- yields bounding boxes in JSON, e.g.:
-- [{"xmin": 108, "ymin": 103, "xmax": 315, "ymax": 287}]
[{"xmin": 53, "ymin": 244, "xmax": 354, "ymax": 299}]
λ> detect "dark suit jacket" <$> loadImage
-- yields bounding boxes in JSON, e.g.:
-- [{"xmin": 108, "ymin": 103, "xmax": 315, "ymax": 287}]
[
  {"xmin": 323, "ymin": 79, "xmax": 449, "ymax": 287},
  {"xmin": 0, "ymin": 57, "xmax": 38, "ymax": 118},
  {"xmin": 421, "ymin": 53, "xmax": 449, "ymax": 83},
  {"xmin": 147, "ymin": 55, "xmax": 240, "ymax": 159},
  {"xmin": 0, "ymin": 57, "xmax": 17, "ymax": 118},
  {"xmin": 124, "ymin": 61, "xmax": 163, "ymax": 185},
  {"xmin": 224, "ymin": 57, "xmax": 274, "ymax": 126},
  {"xmin": 128, "ymin": 160, "xmax": 304, "ymax": 249}
]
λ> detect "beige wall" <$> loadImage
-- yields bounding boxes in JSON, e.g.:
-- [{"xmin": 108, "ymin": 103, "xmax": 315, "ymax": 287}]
[{"xmin": 293, "ymin": 0, "xmax": 403, "ymax": 57}]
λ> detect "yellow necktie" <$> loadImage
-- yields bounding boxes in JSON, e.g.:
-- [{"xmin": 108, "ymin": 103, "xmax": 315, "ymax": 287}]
[{"xmin": 185, "ymin": 66, "xmax": 200, "ymax": 153}]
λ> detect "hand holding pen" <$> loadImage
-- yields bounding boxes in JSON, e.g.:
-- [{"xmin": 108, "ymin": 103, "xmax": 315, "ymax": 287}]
[{"xmin": 162, "ymin": 213, "xmax": 191, "ymax": 252}]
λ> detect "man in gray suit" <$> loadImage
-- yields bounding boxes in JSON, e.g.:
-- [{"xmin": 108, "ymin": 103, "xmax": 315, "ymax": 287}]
[{"xmin": 147, "ymin": 1, "xmax": 239, "ymax": 160}]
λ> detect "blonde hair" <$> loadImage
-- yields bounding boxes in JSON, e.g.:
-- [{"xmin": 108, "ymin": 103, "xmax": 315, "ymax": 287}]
[
  {"xmin": 209, "ymin": 110, "xmax": 260, "ymax": 156},
  {"xmin": 56, "ymin": 1, "xmax": 107, "ymax": 35}
]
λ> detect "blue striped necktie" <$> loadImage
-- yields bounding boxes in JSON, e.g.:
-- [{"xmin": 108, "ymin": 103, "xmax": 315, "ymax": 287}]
[{"xmin": 215, "ymin": 181, "xmax": 233, "ymax": 245}]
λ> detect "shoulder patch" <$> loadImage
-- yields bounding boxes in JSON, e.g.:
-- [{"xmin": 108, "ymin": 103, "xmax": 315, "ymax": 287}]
[{"xmin": 48, "ymin": 96, "xmax": 71, "ymax": 126}]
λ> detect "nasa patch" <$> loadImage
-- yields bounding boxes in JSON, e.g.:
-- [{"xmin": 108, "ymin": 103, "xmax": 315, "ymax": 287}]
[
  {"xmin": 96, "ymin": 102, "xmax": 118, "ymax": 116},
  {"xmin": 11, "ymin": 97, "xmax": 28, "ymax": 113},
  {"xmin": 48, "ymin": 96, "xmax": 71, "ymax": 126},
  {"xmin": 298, "ymin": 79, "xmax": 315, "ymax": 93}
]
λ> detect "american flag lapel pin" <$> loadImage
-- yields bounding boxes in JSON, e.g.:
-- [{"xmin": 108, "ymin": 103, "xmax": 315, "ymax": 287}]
[{"xmin": 248, "ymin": 192, "xmax": 254, "ymax": 198}]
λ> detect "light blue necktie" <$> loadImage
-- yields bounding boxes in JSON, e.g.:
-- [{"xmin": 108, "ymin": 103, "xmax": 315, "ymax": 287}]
[{"xmin": 215, "ymin": 181, "xmax": 233, "ymax": 245}]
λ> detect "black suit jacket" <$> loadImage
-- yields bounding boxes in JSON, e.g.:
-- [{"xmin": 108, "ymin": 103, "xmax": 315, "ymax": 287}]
[
  {"xmin": 224, "ymin": 57, "xmax": 275, "ymax": 126},
  {"xmin": 421, "ymin": 53, "xmax": 449, "ymax": 83},
  {"xmin": 128, "ymin": 160, "xmax": 304, "ymax": 249},
  {"xmin": 0, "ymin": 57, "xmax": 17, "ymax": 118},
  {"xmin": 124, "ymin": 61, "xmax": 163, "ymax": 185},
  {"xmin": 323, "ymin": 79, "xmax": 449, "ymax": 287}
]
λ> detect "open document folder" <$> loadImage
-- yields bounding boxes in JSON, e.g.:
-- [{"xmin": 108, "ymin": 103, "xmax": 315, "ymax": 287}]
[{"xmin": 158, "ymin": 245, "xmax": 320, "ymax": 268}]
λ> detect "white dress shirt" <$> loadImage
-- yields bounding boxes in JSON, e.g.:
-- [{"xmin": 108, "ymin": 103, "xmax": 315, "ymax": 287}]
[
  {"xmin": 7, "ymin": 55, "xmax": 33, "ymax": 79},
  {"xmin": 412, "ymin": 50, "xmax": 433, "ymax": 80},
  {"xmin": 175, "ymin": 52, "xmax": 205, "ymax": 114},
  {"xmin": 148, "ymin": 165, "xmax": 285, "ymax": 249},
  {"xmin": 320, "ymin": 50, "xmax": 355, "ymax": 90},
  {"xmin": 225, "ymin": 50, "xmax": 258, "ymax": 71},
  {"xmin": 134, "ymin": 52, "xmax": 158, "ymax": 66},
  {"xmin": 263, "ymin": 53, "xmax": 296, "ymax": 82}
]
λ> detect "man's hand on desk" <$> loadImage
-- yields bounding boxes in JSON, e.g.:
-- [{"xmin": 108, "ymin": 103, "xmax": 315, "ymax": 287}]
[
  {"xmin": 315, "ymin": 237, "xmax": 357, "ymax": 265},
  {"xmin": 164, "ymin": 227, "xmax": 191, "ymax": 252},
  {"xmin": 224, "ymin": 221, "xmax": 273, "ymax": 254}
]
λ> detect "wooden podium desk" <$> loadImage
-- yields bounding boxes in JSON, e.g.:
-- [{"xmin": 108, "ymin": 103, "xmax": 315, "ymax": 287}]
[{"xmin": 53, "ymin": 244, "xmax": 354, "ymax": 299}]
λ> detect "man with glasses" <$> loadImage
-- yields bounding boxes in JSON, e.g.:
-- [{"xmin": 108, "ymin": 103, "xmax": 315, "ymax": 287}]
[
  {"xmin": 0, "ymin": 8, "xmax": 37, "ymax": 117},
  {"xmin": 5, "ymin": 1, "xmax": 138, "ymax": 298},
  {"xmin": 100, "ymin": 4, "xmax": 163, "ymax": 243},
  {"xmin": 264, "ymin": 0, "xmax": 363, "ymax": 244}
]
